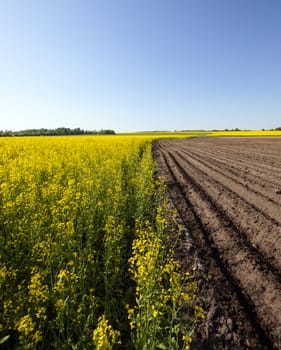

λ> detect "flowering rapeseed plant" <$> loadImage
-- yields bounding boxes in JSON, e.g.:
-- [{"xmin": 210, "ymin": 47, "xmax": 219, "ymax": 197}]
[
  {"xmin": 93, "ymin": 315, "xmax": 121, "ymax": 350},
  {"xmin": 128, "ymin": 202, "xmax": 201, "ymax": 350},
  {"xmin": 0, "ymin": 135, "xmax": 200, "ymax": 349}
]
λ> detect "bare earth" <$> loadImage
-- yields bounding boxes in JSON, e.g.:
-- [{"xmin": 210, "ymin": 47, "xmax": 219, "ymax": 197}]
[{"xmin": 154, "ymin": 137, "xmax": 281, "ymax": 350}]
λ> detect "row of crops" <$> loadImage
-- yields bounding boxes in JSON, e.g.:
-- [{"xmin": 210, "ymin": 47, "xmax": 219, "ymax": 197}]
[{"xmin": 0, "ymin": 136, "xmax": 203, "ymax": 350}]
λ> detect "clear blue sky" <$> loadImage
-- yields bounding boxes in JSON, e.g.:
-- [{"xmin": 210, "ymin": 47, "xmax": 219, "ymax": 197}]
[{"xmin": 1, "ymin": 0, "xmax": 281, "ymax": 132}]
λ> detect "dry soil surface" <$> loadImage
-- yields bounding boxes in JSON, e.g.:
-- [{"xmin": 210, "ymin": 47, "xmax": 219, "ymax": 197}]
[{"xmin": 154, "ymin": 137, "xmax": 281, "ymax": 350}]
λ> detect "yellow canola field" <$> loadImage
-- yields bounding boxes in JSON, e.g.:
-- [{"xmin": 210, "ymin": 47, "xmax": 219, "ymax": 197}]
[
  {"xmin": 0, "ymin": 135, "xmax": 198, "ymax": 350},
  {"xmin": 209, "ymin": 130, "xmax": 281, "ymax": 137},
  {"xmin": 119, "ymin": 130, "xmax": 281, "ymax": 139},
  {"xmin": 0, "ymin": 136, "xmax": 154, "ymax": 349}
]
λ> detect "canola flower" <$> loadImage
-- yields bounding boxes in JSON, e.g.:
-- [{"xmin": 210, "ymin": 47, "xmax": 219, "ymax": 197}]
[
  {"xmin": 128, "ymin": 202, "xmax": 202, "ymax": 350},
  {"xmin": 0, "ymin": 135, "xmax": 157, "ymax": 348},
  {"xmin": 92, "ymin": 315, "xmax": 121, "ymax": 350},
  {"xmin": 0, "ymin": 135, "xmax": 201, "ymax": 349},
  {"xmin": 15, "ymin": 315, "xmax": 35, "ymax": 336}
]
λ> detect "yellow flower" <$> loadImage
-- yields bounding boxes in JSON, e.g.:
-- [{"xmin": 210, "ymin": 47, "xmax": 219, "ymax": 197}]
[
  {"xmin": 55, "ymin": 299, "xmax": 64, "ymax": 311},
  {"xmin": 36, "ymin": 307, "xmax": 47, "ymax": 320},
  {"xmin": 195, "ymin": 305, "xmax": 205, "ymax": 319},
  {"xmin": 0, "ymin": 266, "xmax": 7, "ymax": 279},
  {"xmin": 57, "ymin": 269, "xmax": 68, "ymax": 280},
  {"xmin": 28, "ymin": 271, "xmax": 48, "ymax": 303},
  {"xmin": 32, "ymin": 330, "xmax": 43, "ymax": 343},
  {"xmin": 182, "ymin": 334, "xmax": 192, "ymax": 349},
  {"xmin": 93, "ymin": 315, "xmax": 121, "ymax": 349},
  {"xmin": 16, "ymin": 315, "xmax": 35, "ymax": 335}
]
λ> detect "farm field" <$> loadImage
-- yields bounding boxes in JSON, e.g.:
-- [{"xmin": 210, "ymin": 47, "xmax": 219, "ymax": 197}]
[
  {"xmin": 1, "ymin": 133, "xmax": 281, "ymax": 349},
  {"xmin": 0, "ymin": 135, "xmax": 200, "ymax": 350},
  {"xmin": 154, "ymin": 137, "xmax": 281, "ymax": 349},
  {"xmin": 119, "ymin": 130, "xmax": 281, "ymax": 138}
]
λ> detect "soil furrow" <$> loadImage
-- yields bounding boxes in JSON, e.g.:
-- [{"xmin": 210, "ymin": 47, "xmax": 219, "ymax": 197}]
[
  {"xmin": 173, "ymin": 149, "xmax": 281, "ymax": 277},
  {"xmin": 177, "ymin": 139, "xmax": 281, "ymax": 182},
  {"xmin": 156, "ymin": 147, "xmax": 271, "ymax": 349},
  {"xmin": 170, "ymin": 148, "xmax": 281, "ymax": 274},
  {"xmin": 199, "ymin": 140, "xmax": 281, "ymax": 165},
  {"xmin": 167, "ymin": 147, "xmax": 281, "ymax": 293},
  {"xmin": 154, "ymin": 138, "xmax": 281, "ymax": 350},
  {"xmin": 173, "ymin": 145, "xmax": 281, "ymax": 224},
  {"xmin": 174, "ymin": 144, "xmax": 281, "ymax": 201},
  {"xmin": 171, "ymin": 140, "xmax": 281, "ymax": 184}
]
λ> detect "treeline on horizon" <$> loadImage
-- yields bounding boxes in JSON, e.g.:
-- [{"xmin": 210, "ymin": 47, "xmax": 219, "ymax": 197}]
[
  {"xmin": 0, "ymin": 127, "xmax": 115, "ymax": 137},
  {"xmin": 0, "ymin": 126, "xmax": 280, "ymax": 137}
]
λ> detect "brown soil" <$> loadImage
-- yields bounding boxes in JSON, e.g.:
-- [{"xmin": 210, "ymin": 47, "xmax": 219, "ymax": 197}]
[{"xmin": 154, "ymin": 137, "xmax": 281, "ymax": 350}]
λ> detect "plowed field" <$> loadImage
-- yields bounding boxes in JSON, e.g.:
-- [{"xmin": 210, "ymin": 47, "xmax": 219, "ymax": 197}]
[{"xmin": 154, "ymin": 137, "xmax": 281, "ymax": 350}]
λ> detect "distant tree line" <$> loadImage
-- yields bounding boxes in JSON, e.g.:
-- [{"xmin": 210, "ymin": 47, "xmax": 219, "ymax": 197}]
[
  {"xmin": 0, "ymin": 127, "xmax": 115, "ymax": 137},
  {"xmin": 223, "ymin": 127, "xmax": 281, "ymax": 131}
]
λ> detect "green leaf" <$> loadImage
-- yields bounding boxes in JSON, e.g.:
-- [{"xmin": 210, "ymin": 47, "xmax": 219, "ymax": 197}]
[
  {"xmin": 157, "ymin": 344, "xmax": 167, "ymax": 349},
  {"xmin": 0, "ymin": 335, "xmax": 10, "ymax": 344}
]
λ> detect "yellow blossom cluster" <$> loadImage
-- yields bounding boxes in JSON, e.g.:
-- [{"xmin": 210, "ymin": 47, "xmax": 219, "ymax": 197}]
[
  {"xmin": 92, "ymin": 315, "xmax": 121, "ymax": 350},
  {"xmin": 0, "ymin": 135, "xmax": 161, "ymax": 349},
  {"xmin": 15, "ymin": 315, "xmax": 35, "ymax": 336},
  {"xmin": 128, "ymin": 204, "xmax": 202, "ymax": 349},
  {"xmin": 0, "ymin": 134, "xmax": 202, "ymax": 349}
]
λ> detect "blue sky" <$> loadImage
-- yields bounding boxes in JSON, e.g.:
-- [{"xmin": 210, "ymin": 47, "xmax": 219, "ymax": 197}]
[{"xmin": 0, "ymin": 0, "xmax": 281, "ymax": 132}]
